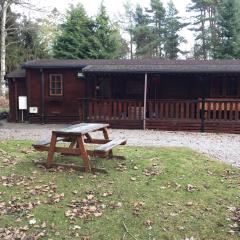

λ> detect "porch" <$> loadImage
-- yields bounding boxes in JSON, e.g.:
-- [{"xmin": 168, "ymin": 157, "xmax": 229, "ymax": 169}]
[{"xmin": 79, "ymin": 98, "xmax": 240, "ymax": 133}]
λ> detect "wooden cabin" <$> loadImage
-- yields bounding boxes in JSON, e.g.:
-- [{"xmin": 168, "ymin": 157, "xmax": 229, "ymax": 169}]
[{"xmin": 6, "ymin": 59, "xmax": 240, "ymax": 133}]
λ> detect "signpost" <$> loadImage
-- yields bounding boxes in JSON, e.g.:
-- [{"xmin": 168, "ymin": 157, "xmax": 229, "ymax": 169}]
[{"xmin": 18, "ymin": 96, "xmax": 27, "ymax": 123}]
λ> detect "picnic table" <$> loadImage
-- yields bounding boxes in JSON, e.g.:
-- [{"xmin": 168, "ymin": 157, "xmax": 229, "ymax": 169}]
[{"xmin": 32, "ymin": 123, "xmax": 127, "ymax": 173}]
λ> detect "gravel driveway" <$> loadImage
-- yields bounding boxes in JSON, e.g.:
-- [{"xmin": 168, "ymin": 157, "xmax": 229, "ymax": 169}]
[{"xmin": 0, "ymin": 120, "xmax": 240, "ymax": 167}]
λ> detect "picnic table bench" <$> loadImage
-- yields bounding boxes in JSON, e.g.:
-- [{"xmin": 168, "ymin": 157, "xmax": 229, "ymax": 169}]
[{"xmin": 32, "ymin": 123, "xmax": 127, "ymax": 173}]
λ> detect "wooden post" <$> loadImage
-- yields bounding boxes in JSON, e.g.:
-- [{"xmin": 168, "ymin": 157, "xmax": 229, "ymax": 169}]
[
  {"xmin": 143, "ymin": 73, "xmax": 148, "ymax": 130},
  {"xmin": 200, "ymin": 76, "xmax": 206, "ymax": 133},
  {"xmin": 201, "ymin": 97, "xmax": 206, "ymax": 132},
  {"xmin": 14, "ymin": 78, "xmax": 18, "ymax": 122},
  {"xmin": 40, "ymin": 69, "xmax": 45, "ymax": 124}
]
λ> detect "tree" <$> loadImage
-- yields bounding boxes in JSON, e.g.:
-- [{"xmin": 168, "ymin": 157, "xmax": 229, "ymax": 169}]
[
  {"xmin": 91, "ymin": 4, "xmax": 124, "ymax": 59},
  {"xmin": 164, "ymin": 0, "xmax": 187, "ymax": 59},
  {"xmin": 214, "ymin": 0, "xmax": 240, "ymax": 59},
  {"xmin": 3, "ymin": 13, "xmax": 52, "ymax": 74},
  {"xmin": 132, "ymin": 4, "xmax": 155, "ymax": 58},
  {"xmin": 187, "ymin": 0, "xmax": 218, "ymax": 59},
  {"xmin": 121, "ymin": 1, "xmax": 135, "ymax": 59},
  {"xmin": 0, "ymin": 0, "xmax": 43, "ymax": 96},
  {"xmin": 147, "ymin": 0, "xmax": 166, "ymax": 58},
  {"xmin": 53, "ymin": 3, "xmax": 124, "ymax": 59},
  {"xmin": 0, "ymin": 0, "xmax": 9, "ymax": 96},
  {"xmin": 53, "ymin": 4, "xmax": 95, "ymax": 59}
]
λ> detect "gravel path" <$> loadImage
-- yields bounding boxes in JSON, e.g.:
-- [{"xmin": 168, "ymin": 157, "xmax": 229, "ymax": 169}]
[{"xmin": 1, "ymin": 120, "xmax": 240, "ymax": 167}]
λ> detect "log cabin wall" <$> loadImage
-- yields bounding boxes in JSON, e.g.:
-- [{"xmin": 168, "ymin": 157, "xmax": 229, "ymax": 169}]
[
  {"xmin": 18, "ymin": 67, "xmax": 240, "ymax": 134},
  {"xmin": 8, "ymin": 77, "xmax": 27, "ymax": 122},
  {"xmin": 27, "ymin": 68, "xmax": 85, "ymax": 123}
]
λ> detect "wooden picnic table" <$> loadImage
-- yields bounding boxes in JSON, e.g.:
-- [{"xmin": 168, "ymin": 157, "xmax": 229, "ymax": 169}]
[{"xmin": 32, "ymin": 123, "xmax": 127, "ymax": 173}]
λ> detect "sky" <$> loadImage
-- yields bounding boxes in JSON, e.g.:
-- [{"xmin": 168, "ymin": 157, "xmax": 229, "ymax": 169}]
[{"xmin": 18, "ymin": 0, "xmax": 194, "ymax": 53}]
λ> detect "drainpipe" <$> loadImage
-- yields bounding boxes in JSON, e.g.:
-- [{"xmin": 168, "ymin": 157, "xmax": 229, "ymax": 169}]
[
  {"xmin": 143, "ymin": 73, "xmax": 148, "ymax": 130},
  {"xmin": 40, "ymin": 68, "xmax": 45, "ymax": 124}
]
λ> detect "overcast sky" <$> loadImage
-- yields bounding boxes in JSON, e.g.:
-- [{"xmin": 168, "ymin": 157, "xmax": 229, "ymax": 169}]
[{"xmin": 19, "ymin": 0, "xmax": 194, "ymax": 53}]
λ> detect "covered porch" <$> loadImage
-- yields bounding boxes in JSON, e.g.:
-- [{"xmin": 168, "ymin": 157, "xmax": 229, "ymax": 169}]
[{"xmin": 79, "ymin": 67, "xmax": 240, "ymax": 133}]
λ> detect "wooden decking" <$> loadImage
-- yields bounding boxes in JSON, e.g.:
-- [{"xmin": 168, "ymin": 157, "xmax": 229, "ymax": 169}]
[{"xmin": 79, "ymin": 98, "xmax": 240, "ymax": 133}]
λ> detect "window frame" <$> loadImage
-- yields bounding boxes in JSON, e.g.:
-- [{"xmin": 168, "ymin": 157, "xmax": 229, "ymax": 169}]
[{"xmin": 49, "ymin": 74, "xmax": 63, "ymax": 97}]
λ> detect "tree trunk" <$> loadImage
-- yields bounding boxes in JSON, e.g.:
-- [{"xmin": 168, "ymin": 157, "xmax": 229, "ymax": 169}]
[{"xmin": 0, "ymin": 0, "xmax": 8, "ymax": 97}]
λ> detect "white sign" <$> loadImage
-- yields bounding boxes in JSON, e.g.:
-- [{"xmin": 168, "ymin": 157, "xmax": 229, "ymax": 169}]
[
  {"xmin": 18, "ymin": 96, "xmax": 27, "ymax": 110},
  {"xmin": 29, "ymin": 107, "xmax": 38, "ymax": 114}
]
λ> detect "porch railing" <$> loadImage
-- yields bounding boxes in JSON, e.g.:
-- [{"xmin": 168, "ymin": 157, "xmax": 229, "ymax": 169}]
[
  {"xmin": 199, "ymin": 99, "xmax": 240, "ymax": 121},
  {"xmin": 147, "ymin": 100, "xmax": 200, "ymax": 120},
  {"xmin": 81, "ymin": 99, "xmax": 144, "ymax": 121},
  {"xmin": 79, "ymin": 98, "xmax": 240, "ymax": 124}
]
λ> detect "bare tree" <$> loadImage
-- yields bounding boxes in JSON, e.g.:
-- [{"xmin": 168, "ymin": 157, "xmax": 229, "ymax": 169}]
[
  {"xmin": 0, "ymin": 0, "xmax": 43, "ymax": 96},
  {"xmin": 0, "ymin": 0, "xmax": 9, "ymax": 96}
]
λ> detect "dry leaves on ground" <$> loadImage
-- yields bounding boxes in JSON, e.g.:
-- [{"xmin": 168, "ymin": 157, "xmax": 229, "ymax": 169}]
[
  {"xmin": 144, "ymin": 163, "xmax": 161, "ymax": 177},
  {"xmin": 1, "ymin": 174, "xmax": 35, "ymax": 188},
  {"xmin": 228, "ymin": 206, "xmax": 240, "ymax": 235},
  {"xmin": 133, "ymin": 201, "xmax": 145, "ymax": 216},
  {"xmin": 65, "ymin": 193, "xmax": 104, "ymax": 220},
  {"xmin": 0, "ymin": 226, "xmax": 46, "ymax": 240},
  {"xmin": 0, "ymin": 199, "xmax": 40, "ymax": 216}
]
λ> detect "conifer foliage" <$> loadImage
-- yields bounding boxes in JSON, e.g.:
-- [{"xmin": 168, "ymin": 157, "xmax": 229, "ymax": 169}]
[{"xmin": 53, "ymin": 4, "xmax": 124, "ymax": 59}]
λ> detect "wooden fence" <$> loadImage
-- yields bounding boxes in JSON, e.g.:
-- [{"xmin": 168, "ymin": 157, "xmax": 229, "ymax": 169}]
[{"xmin": 79, "ymin": 98, "xmax": 240, "ymax": 132}]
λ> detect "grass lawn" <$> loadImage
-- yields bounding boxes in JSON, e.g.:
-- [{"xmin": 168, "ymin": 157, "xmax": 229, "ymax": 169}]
[{"xmin": 0, "ymin": 140, "xmax": 239, "ymax": 240}]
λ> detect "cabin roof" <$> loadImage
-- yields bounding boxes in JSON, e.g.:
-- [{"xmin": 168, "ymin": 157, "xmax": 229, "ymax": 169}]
[
  {"xmin": 83, "ymin": 63, "xmax": 240, "ymax": 73},
  {"xmin": 22, "ymin": 59, "xmax": 240, "ymax": 73},
  {"xmin": 6, "ymin": 69, "xmax": 26, "ymax": 78}
]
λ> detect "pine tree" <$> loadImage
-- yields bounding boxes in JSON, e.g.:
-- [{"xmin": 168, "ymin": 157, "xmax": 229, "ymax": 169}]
[
  {"xmin": 132, "ymin": 4, "xmax": 155, "ymax": 58},
  {"xmin": 164, "ymin": 1, "xmax": 187, "ymax": 59},
  {"xmin": 214, "ymin": 0, "xmax": 239, "ymax": 59},
  {"xmin": 148, "ymin": 0, "xmax": 166, "ymax": 58},
  {"xmin": 53, "ymin": 4, "xmax": 95, "ymax": 59},
  {"xmin": 53, "ymin": 3, "xmax": 124, "ymax": 59},
  {"xmin": 188, "ymin": 0, "xmax": 217, "ymax": 59},
  {"xmin": 121, "ymin": 1, "xmax": 135, "ymax": 59},
  {"xmin": 91, "ymin": 4, "xmax": 123, "ymax": 59}
]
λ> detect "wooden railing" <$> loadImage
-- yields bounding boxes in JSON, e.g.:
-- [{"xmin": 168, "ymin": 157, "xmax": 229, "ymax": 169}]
[
  {"xmin": 147, "ymin": 100, "xmax": 200, "ymax": 120},
  {"xmin": 79, "ymin": 98, "xmax": 240, "ymax": 123},
  {"xmin": 81, "ymin": 99, "xmax": 144, "ymax": 121},
  {"xmin": 200, "ymin": 99, "xmax": 240, "ymax": 121}
]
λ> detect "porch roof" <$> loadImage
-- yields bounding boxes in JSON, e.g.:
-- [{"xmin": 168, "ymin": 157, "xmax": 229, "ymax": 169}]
[
  {"xmin": 5, "ymin": 69, "xmax": 26, "ymax": 79},
  {"xmin": 83, "ymin": 62, "xmax": 240, "ymax": 74}
]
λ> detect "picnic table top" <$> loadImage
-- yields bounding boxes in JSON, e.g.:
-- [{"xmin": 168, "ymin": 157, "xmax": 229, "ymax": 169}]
[{"xmin": 52, "ymin": 123, "xmax": 109, "ymax": 135}]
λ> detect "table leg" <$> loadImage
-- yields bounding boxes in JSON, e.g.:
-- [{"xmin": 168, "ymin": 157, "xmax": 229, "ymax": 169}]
[
  {"xmin": 77, "ymin": 135, "xmax": 91, "ymax": 172},
  {"xmin": 102, "ymin": 128, "xmax": 113, "ymax": 158},
  {"xmin": 47, "ymin": 133, "xmax": 57, "ymax": 168},
  {"xmin": 69, "ymin": 139, "xmax": 76, "ymax": 148}
]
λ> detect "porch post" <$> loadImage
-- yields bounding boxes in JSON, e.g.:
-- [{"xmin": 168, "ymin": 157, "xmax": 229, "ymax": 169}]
[
  {"xmin": 40, "ymin": 68, "xmax": 45, "ymax": 124},
  {"xmin": 200, "ymin": 76, "xmax": 206, "ymax": 133},
  {"xmin": 143, "ymin": 73, "xmax": 148, "ymax": 130}
]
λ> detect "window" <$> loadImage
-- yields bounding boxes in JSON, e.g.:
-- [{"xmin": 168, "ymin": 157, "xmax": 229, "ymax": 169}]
[{"xmin": 49, "ymin": 74, "xmax": 63, "ymax": 96}]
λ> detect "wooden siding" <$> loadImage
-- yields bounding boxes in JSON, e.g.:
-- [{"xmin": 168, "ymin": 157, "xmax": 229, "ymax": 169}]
[
  {"xmin": 8, "ymin": 78, "xmax": 27, "ymax": 122},
  {"xmin": 7, "ymin": 68, "xmax": 240, "ymax": 134},
  {"xmin": 27, "ymin": 69, "xmax": 84, "ymax": 123}
]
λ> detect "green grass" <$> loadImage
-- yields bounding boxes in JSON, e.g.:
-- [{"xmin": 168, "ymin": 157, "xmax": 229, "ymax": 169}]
[{"xmin": 0, "ymin": 140, "xmax": 239, "ymax": 240}]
